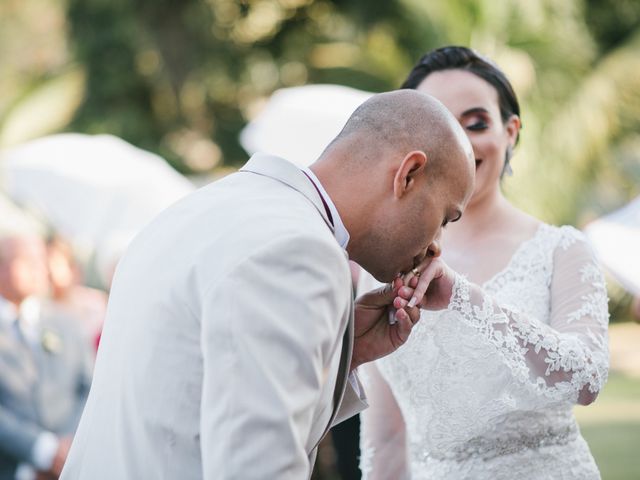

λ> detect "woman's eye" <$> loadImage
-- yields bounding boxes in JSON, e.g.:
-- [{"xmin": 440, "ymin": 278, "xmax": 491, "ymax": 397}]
[{"xmin": 466, "ymin": 121, "xmax": 488, "ymax": 131}]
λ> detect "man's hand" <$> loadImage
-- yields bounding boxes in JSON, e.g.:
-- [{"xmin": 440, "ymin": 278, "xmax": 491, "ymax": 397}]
[{"xmin": 351, "ymin": 277, "xmax": 421, "ymax": 371}]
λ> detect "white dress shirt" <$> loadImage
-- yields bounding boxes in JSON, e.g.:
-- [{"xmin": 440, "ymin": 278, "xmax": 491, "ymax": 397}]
[{"xmin": 303, "ymin": 167, "xmax": 350, "ymax": 249}]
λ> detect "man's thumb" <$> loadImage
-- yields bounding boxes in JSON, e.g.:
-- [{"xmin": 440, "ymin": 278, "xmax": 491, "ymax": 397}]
[{"xmin": 357, "ymin": 278, "xmax": 399, "ymax": 307}]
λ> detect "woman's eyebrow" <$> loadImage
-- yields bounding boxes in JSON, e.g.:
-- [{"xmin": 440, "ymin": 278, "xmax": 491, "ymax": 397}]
[{"xmin": 460, "ymin": 107, "xmax": 489, "ymax": 117}]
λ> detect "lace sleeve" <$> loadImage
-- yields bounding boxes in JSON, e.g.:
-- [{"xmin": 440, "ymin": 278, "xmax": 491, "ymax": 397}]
[
  {"xmin": 358, "ymin": 362, "xmax": 409, "ymax": 480},
  {"xmin": 448, "ymin": 228, "xmax": 609, "ymax": 405}
]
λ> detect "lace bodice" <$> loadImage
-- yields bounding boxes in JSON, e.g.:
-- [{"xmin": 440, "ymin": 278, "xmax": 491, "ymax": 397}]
[{"xmin": 358, "ymin": 224, "xmax": 609, "ymax": 480}]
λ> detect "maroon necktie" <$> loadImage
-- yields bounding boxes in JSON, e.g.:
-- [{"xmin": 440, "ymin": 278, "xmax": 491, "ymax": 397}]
[{"xmin": 302, "ymin": 171, "xmax": 334, "ymax": 227}]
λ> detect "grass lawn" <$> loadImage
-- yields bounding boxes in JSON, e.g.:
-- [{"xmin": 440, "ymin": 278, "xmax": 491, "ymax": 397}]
[{"xmin": 575, "ymin": 373, "xmax": 640, "ymax": 479}]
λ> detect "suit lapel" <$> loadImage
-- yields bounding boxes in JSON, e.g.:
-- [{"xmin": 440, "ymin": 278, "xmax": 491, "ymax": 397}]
[
  {"xmin": 239, "ymin": 153, "xmax": 335, "ymax": 233},
  {"xmin": 241, "ymin": 153, "xmax": 354, "ymax": 454},
  {"xmin": 0, "ymin": 322, "xmax": 39, "ymax": 391}
]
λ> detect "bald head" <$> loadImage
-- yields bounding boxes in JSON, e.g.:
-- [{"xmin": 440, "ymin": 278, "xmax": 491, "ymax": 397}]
[
  {"xmin": 311, "ymin": 89, "xmax": 475, "ymax": 281},
  {"xmin": 322, "ymin": 89, "xmax": 474, "ymax": 175}
]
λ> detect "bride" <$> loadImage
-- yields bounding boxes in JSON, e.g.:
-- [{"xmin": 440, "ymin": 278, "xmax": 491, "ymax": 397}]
[{"xmin": 358, "ymin": 46, "xmax": 609, "ymax": 480}]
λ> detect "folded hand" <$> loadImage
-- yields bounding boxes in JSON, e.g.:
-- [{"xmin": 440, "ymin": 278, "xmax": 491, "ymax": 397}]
[
  {"xmin": 351, "ymin": 277, "xmax": 421, "ymax": 370},
  {"xmin": 403, "ymin": 257, "xmax": 457, "ymax": 311}
]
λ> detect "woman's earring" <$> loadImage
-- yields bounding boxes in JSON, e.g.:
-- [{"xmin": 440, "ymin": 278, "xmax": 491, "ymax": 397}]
[{"xmin": 503, "ymin": 146, "xmax": 514, "ymax": 177}]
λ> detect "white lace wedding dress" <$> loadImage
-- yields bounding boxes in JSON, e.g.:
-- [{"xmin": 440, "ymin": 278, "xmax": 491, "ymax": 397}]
[{"xmin": 358, "ymin": 224, "xmax": 609, "ymax": 480}]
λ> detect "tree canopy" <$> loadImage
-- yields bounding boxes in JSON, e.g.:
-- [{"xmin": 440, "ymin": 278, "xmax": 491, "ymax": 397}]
[{"xmin": 1, "ymin": 0, "xmax": 639, "ymax": 226}]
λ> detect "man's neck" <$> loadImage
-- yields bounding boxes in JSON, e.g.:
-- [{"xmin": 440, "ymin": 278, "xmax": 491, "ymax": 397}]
[
  {"xmin": 0, "ymin": 292, "xmax": 22, "ymax": 310},
  {"xmin": 310, "ymin": 161, "xmax": 381, "ymax": 263}
]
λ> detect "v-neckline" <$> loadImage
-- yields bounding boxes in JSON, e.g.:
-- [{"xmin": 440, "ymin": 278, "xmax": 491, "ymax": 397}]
[{"xmin": 479, "ymin": 223, "xmax": 548, "ymax": 289}]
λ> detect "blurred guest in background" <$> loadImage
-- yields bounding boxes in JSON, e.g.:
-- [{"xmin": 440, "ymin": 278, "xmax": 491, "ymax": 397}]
[
  {"xmin": 46, "ymin": 235, "xmax": 106, "ymax": 351},
  {"xmin": 0, "ymin": 233, "xmax": 93, "ymax": 480}
]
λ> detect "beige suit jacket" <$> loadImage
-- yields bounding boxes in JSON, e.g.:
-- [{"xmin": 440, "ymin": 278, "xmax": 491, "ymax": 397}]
[{"xmin": 61, "ymin": 153, "xmax": 367, "ymax": 479}]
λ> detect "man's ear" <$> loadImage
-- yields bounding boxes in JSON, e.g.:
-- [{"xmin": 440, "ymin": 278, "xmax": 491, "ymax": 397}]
[{"xmin": 393, "ymin": 150, "xmax": 428, "ymax": 199}]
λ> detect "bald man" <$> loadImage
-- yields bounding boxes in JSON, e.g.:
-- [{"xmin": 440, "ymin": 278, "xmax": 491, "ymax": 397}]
[{"xmin": 61, "ymin": 90, "xmax": 475, "ymax": 480}]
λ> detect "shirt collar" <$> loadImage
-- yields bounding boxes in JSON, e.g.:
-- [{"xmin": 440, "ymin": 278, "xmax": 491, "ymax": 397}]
[
  {"xmin": 0, "ymin": 295, "xmax": 18, "ymax": 329},
  {"xmin": 302, "ymin": 167, "xmax": 350, "ymax": 249},
  {"xmin": 0, "ymin": 295, "xmax": 41, "ymax": 331}
]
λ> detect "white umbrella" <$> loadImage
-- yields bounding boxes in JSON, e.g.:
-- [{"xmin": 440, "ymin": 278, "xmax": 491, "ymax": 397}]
[
  {"xmin": 0, "ymin": 194, "xmax": 45, "ymax": 237},
  {"xmin": 1, "ymin": 133, "xmax": 195, "ymax": 286},
  {"xmin": 584, "ymin": 196, "xmax": 640, "ymax": 296},
  {"xmin": 240, "ymin": 84, "xmax": 373, "ymax": 167}
]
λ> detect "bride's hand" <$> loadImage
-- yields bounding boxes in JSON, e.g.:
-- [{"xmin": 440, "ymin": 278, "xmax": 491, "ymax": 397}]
[{"xmin": 402, "ymin": 257, "xmax": 457, "ymax": 311}]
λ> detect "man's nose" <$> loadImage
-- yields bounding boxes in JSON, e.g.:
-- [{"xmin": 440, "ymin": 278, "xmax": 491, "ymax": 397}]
[{"xmin": 426, "ymin": 238, "xmax": 441, "ymax": 258}]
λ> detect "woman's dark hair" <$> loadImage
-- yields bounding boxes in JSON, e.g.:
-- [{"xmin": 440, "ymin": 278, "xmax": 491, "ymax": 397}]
[{"xmin": 401, "ymin": 46, "xmax": 521, "ymax": 136}]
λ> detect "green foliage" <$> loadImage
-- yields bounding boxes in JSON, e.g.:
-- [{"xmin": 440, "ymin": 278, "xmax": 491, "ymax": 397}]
[
  {"xmin": 1, "ymin": 0, "xmax": 639, "ymax": 221},
  {"xmin": 576, "ymin": 373, "xmax": 640, "ymax": 479},
  {"xmin": 585, "ymin": 0, "xmax": 640, "ymax": 52}
]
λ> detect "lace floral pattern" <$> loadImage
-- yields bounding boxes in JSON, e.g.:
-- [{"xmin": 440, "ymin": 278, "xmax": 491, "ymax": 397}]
[
  {"xmin": 450, "ymin": 274, "xmax": 608, "ymax": 400},
  {"xmin": 359, "ymin": 224, "xmax": 609, "ymax": 480}
]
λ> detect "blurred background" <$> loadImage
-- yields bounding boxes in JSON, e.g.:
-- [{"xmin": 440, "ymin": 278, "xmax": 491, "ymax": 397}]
[{"xmin": 1, "ymin": 0, "xmax": 639, "ymax": 478}]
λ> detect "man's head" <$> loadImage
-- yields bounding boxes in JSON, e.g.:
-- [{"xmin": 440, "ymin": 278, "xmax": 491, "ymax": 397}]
[
  {"xmin": 0, "ymin": 234, "xmax": 49, "ymax": 306},
  {"xmin": 311, "ymin": 89, "xmax": 475, "ymax": 282}
]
